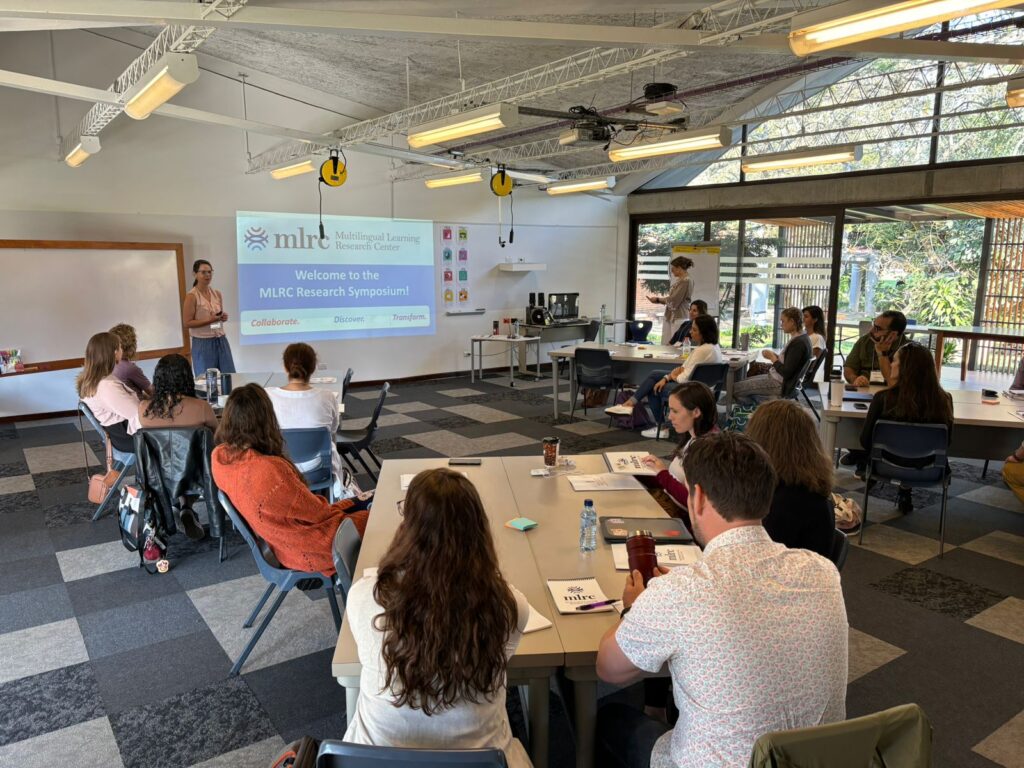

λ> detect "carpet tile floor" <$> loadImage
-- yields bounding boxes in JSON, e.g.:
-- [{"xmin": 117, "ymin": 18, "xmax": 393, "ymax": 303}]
[{"xmin": 0, "ymin": 373, "xmax": 1021, "ymax": 766}]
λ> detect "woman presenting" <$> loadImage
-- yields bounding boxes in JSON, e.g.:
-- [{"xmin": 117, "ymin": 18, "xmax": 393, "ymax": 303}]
[
  {"xmin": 183, "ymin": 259, "xmax": 235, "ymax": 375},
  {"xmin": 647, "ymin": 255, "xmax": 694, "ymax": 342}
]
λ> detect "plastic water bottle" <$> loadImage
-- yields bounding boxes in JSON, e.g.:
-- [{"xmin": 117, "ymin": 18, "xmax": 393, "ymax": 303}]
[
  {"xmin": 598, "ymin": 305, "xmax": 607, "ymax": 345},
  {"xmin": 205, "ymin": 368, "xmax": 220, "ymax": 404},
  {"xmin": 579, "ymin": 499, "xmax": 597, "ymax": 553},
  {"xmin": 681, "ymin": 336, "xmax": 691, "ymax": 356}
]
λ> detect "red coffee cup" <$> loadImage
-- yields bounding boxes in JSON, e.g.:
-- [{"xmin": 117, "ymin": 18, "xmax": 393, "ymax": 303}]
[{"xmin": 626, "ymin": 530, "xmax": 658, "ymax": 586}]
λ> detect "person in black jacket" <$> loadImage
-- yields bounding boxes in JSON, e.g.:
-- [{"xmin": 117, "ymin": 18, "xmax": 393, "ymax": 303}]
[
  {"xmin": 733, "ymin": 307, "xmax": 812, "ymax": 405},
  {"xmin": 859, "ymin": 343, "xmax": 953, "ymax": 512},
  {"xmin": 668, "ymin": 300, "xmax": 709, "ymax": 346},
  {"xmin": 745, "ymin": 399, "xmax": 835, "ymax": 558}
]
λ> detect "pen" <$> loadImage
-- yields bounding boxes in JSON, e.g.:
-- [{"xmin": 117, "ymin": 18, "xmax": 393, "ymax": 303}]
[{"xmin": 577, "ymin": 599, "xmax": 616, "ymax": 611}]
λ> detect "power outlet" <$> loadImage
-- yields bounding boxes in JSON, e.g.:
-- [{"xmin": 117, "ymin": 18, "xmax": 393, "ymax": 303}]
[{"xmin": 463, "ymin": 351, "xmax": 472, "ymax": 357}]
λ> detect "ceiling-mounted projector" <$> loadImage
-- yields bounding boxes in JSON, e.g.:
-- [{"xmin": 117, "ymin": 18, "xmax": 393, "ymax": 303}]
[{"xmin": 558, "ymin": 122, "xmax": 612, "ymax": 146}]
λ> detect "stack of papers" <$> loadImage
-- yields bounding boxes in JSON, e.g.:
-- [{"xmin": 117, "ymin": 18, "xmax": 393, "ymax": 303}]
[
  {"xmin": 568, "ymin": 474, "xmax": 643, "ymax": 492},
  {"xmin": 524, "ymin": 605, "xmax": 553, "ymax": 633}
]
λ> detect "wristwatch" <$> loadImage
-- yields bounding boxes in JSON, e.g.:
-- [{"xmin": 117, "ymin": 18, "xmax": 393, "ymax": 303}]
[{"xmin": 619, "ymin": 605, "xmax": 631, "ymax": 619}]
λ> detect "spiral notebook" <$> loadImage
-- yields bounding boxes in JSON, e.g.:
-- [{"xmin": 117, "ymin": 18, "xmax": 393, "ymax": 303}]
[{"xmin": 546, "ymin": 577, "xmax": 613, "ymax": 614}]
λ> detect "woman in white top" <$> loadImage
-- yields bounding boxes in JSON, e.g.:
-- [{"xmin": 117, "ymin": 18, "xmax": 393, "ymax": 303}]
[
  {"xmin": 606, "ymin": 314, "xmax": 723, "ymax": 439},
  {"xmin": 802, "ymin": 305, "xmax": 827, "ymax": 358},
  {"xmin": 265, "ymin": 343, "xmax": 345, "ymax": 489},
  {"xmin": 183, "ymin": 259, "xmax": 236, "ymax": 376},
  {"xmin": 343, "ymin": 468, "xmax": 532, "ymax": 768},
  {"xmin": 76, "ymin": 331, "xmax": 142, "ymax": 453},
  {"xmin": 647, "ymin": 255, "xmax": 694, "ymax": 342}
]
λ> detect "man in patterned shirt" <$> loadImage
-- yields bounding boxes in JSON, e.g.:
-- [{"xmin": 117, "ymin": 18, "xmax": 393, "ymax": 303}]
[{"xmin": 596, "ymin": 431, "xmax": 848, "ymax": 768}]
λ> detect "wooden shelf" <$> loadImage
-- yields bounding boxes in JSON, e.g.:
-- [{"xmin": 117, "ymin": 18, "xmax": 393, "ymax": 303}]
[{"xmin": 497, "ymin": 263, "xmax": 546, "ymax": 272}]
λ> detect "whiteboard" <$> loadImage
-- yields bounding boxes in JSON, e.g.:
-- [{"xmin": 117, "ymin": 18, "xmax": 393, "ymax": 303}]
[
  {"xmin": 670, "ymin": 242, "xmax": 722, "ymax": 316},
  {"xmin": 0, "ymin": 242, "xmax": 186, "ymax": 364}
]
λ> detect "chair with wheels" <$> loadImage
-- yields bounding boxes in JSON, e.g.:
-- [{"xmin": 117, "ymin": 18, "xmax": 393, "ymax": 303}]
[
  {"xmin": 860, "ymin": 421, "xmax": 950, "ymax": 556},
  {"xmin": 336, "ymin": 383, "xmax": 390, "ymax": 481},
  {"xmin": 282, "ymin": 427, "xmax": 337, "ymax": 502},
  {"xmin": 570, "ymin": 348, "xmax": 624, "ymax": 423},
  {"xmin": 749, "ymin": 703, "xmax": 932, "ymax": 768},
  {"xmin": 828, "ymin": 528, "xmax": 849, "ymax": 571},
  {"xmin": 331, "ymin": 516, "xmax": 361, "ymax": 601},
  {"xmin": 218, "ymin": 490, "xmax": 341, "ymax": 676},
  {"xmin": 316, "ymin": 741, "xmax": 508, "ymax": 768},
  {"xmin": 78, "ymin": 401, "xmax": 136, "ymax": 521},
  {"xmin": 625, "ymin": 320, "xmax": 653, "ymax": 343}
]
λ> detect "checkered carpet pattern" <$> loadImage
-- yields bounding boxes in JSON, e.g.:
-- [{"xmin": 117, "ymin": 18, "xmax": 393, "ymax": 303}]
[{"xmin": 0, "ymin": 373, "xmax": 1021, "ymax": 767}]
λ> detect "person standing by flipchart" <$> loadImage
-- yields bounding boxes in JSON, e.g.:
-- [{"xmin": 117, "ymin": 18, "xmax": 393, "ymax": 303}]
[
  {"xmin": 648, "ymin": 255, "xmax": 694, "ymax": 344},
  {"xmin": 183, "ymin": 259, "xmax": 236, "ymax": 375}
]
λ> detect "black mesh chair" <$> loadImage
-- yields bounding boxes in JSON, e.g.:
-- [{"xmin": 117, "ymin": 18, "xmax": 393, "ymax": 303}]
[
  {"xmin": 570, "ymin": 348, "xmax": 624, "ymax": 423},
  {"xmin": 787, "ymin": 355, "xmax": 821, "ymax": 421},
  {"xmin": 340, "ymin": 368, "xmax": 354, "ymax": 405},
  {"xmin": 625, "ymin": 320, "xmax": 653, "ymax": 343},
  {"xmin": 558, "ymin": 321, "xmax": 602, "ymax": 379},
  {"xmin": 336, "ymin": 383, "xmax": 389, "ymax": 480},
  {"xmin": 860, "ymin": 421, "xmax": 950, "ymax": 556},
  {"xmin": 689, "ymin": 362, "xmax": 729, "ymax": 401}
]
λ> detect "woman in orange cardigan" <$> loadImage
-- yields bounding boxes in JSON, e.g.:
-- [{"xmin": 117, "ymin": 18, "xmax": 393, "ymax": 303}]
[{"xmin": 212, "ymin": 384, "xmax": 372, "ymax": 576}]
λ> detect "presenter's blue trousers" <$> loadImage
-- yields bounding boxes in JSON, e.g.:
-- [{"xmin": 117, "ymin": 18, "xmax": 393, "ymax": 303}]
[{"xmin": 191, "ymin": 336, "xmax": 236, "ymax": 375}]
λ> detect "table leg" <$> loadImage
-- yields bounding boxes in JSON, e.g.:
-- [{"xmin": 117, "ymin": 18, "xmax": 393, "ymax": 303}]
[
  {"xmin": 934, "ymin": 332, "xmax": 945, "ymax": 375},
  {"xmin": 527, "ymin": 677, "xmax": 550, "ymax": 768},
  {"xmin": 961, "ymin": 338, "xmax": 969, "ymax": 382},
  {"xmin": 821, "ymin": 414, "xmax": 839, "ymax": 458},
  {"xmin": 471, "ymin": 340, "xmax": 477, "ymax": 383},
  {"xmin": 344, "ymin": 685, "xmax": 359, "ymax": 723},
  {"xmin": 535, "ymin": 343, "xmax": 542, "ymax": 380},
  {"xmin": 552, "ymin": 358, "xmax": 560, "ymax": 420},
  {"xmin": 509, "ymin": 343, "xmax": 516, "ymax": 387},
  {"xmin": 573, "ymin": 678, "xmax": 597, "ymax": 768}
]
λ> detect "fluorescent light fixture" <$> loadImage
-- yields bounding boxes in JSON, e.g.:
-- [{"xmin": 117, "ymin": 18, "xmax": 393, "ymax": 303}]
[
  {"xmin": 505, "ymin": 169, "xmax": 556, "ymax": 184},
  {"xmin": 122, "ymin": 53, "xmax": 199, "ymax": 120},
  {"xmin": 270, "ymin": 158, "xmax": 317, "ymax": 180},
  {"xmin": 741, "ymin": 144, "xmax": 863, "ymax": 173},
  {"xmin": 1007, "ymin": 77, "xmax": 1024, "ymax": 108},
  {"xmin": 64, "ymin": 135, "xmax": 100, "ymax": 167},
  {"xmin": 608, "ymin": 126, "xmax": 734, "ymax": 162},
  {"xmin": 423, "ymin": 170, "xmax": 485, "ymax": 189},
  {"xmin": 789, "ymin": 0, "xmax": 1021, "ymax": 56},
  {"xmin": 546, "ymin": 177, "xmax": 616, "ymax": 195},
  {"xmin": 645, "ymin": 101, "xmax": 686, "ymax": 116},
  {"xmin": 407, "ymin": 103, "xmax": 519, "ymax": 149}
]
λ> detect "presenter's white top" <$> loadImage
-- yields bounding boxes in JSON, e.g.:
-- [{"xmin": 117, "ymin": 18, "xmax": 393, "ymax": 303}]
[
  {"xmin": 673, "ymin": 343, "xmax": 723, "ymax": 383},
  {"xmin": 343, "ymin": 575, "xmax": 533, "ymax": 768},
  {"xmin": 188, "ymin": 287, "xmax": 225, "ymax": 339},
  {"xmin": 266, "ymin": 386, "xmax": 342, "ymax": 479}
]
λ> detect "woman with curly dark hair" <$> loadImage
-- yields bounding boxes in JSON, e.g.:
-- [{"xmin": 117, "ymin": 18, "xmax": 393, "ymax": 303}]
[
  {"xmin": 343, "ymin": 468, "xmax": 530, "ymax": 766},
  {"xmin": 140, "ymin": 354, "xmax": 217, "ymax": 430},
  {"xmin": 138, "ymin": 353, "xmax": 217, "ymax": 540},
  {"xmin": 212, "ymin": 384, "xmax": 371, "ymax": 574}
]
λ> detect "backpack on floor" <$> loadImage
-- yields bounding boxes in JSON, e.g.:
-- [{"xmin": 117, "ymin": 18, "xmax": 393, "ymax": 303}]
[
  {"xmin": 725, "ymin": 404, "xmax": 758, "ymax": 433},
  {"xmin": 611, "ymin": 389, "xmax": 655, "ymax": 430},
  {"xmin": 117, "ymin": 485, "xmax": 167, "ymax": 574},
  {"xmin": 269, "ymin": 736, "xmax": 320, "ymax": 768}
]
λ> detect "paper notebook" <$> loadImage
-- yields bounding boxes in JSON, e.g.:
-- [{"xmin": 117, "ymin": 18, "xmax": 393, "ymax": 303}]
[
  {"xmin": 604, "ymin": 452, "xmax": 657, "ymax": 476},
  {"xmin": 524, "ymin": 604, "xmax": 553, "ymax": 633},
  {"xmin": 567, "ymin": 474, "xmax": 643, "ymax": 492},
  {"xmin": 546, "ymin": 577, "xmax": 613, "ymax": 614},
  {"xmin": 610, "ymin": 543, "xmax": 701, "ymax": 570}
]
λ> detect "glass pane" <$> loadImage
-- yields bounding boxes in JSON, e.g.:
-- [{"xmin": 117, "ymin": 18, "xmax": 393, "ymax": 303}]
[
  {"xmin": 635, "ymin": 221, "xmax": 706, "ymax": 344},
  {"xmin": 712, "ymin": 220, "xmax": 742, "ymax": 349},
  {"xmin": 687, "ymin": 146, "xmax": 741, "ymax": 187}
]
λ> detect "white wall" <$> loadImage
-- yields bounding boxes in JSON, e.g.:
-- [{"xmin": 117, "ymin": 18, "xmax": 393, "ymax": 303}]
[{"xmin": 0, "ymin": 30, "xmax": 629, "ymax": 417}]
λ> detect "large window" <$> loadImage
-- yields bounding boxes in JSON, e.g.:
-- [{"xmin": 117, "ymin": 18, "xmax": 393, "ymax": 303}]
[{"xmin": 634, "ymin": 221, "xmax": 706, "ymax": 343}]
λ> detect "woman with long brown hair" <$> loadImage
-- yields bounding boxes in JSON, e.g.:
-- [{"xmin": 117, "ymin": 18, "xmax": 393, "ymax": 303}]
[
  {"xmin": 76, "ymin": 331, "xmax": 142, "ymax": 453},
  {"xmin": 859, "ymin": 342, "xmax": 953, "ymax": 512},
  {"xmin": 343, "ymin": 468, "xmax": 531, "ymax": 767},
  {"xmin": 211, "ymin": 384, "xmax": 371, "ymax": 575},
  {"xmin": 746, "ymin": 400, "xmax": 835, "ymax": 557}
]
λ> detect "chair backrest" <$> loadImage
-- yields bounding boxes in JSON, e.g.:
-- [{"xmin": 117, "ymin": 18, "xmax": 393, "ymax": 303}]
[
  {"xmin": 331, "ymin": 516, "xmax": 361, "ymax": 599},
  {"xmin": 365, "ymin": 382, "xmax": 391, "ymax": 436},
  {"xmin": 829, "ymin": 528, "xmax": 849, "ymax": 571},
  {"xmin": 786, "ymin": 353, "xmax": 817, "ymax": 397},
  {"xmin": 574, "ymin": 348, "xmax": 615, "ymax": 389},
  {"xmin": 281, "ymin": 427, "xmax": 333, "ymax": 491},
  {"xmin": 316, "ymin": 741, "xmax": 508, "ymax": 768},
  {"xmin": 804, "ymin": 347, "xmax": 829, "ymax": 385},
  {"xmin": 583, "ymin": 319, "xmax": 602, "ymax": 343},
  {"xmin": 688, "ymin": 362, "xmax": 729, "ymax": 399},
  {"xmin": 748, "ymin": 703, "xmax": 932, "ymax": 768},
  {"xmin": 218, "ymin": 490, "xmax": 287, "ymax": 581},
  {"xmin": 869, "ymin": 420, "xmax": 949, "ymax": 485},
  {"xmin": 858, "ymin": 319, "xmax": 872, "ymax": 337},
  {"xmin": 77, "ymin": 401, "xmax": 105, "ymax": 438},
  {"xmin": 625, "ymin": 320, "xmax": 653, "ymax": 343},
  {"xmin": 341, "ymin": 368, "xmax": 354, "ymax": 402}
]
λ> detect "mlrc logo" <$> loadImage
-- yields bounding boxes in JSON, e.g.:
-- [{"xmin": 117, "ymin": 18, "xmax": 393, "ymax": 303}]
[{"xmin": 244, "ymin": 226, "xmax": 269, "ymax": 251}]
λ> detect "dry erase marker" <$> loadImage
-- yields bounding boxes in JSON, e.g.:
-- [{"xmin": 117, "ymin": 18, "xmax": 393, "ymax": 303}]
[{"xmin": 577, "ymin": 599, "xmax": 617, "ymax": 611}]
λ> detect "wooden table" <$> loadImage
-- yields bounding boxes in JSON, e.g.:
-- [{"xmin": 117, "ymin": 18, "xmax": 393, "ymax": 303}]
[
  {"xmin": 548, "ymin": 343, "xmax": 752, "ymax": 420},
  {"xmin": 500, "ymin": 455, "xmax": 673, "ymax": 768},
  {"xmin": 331, "ymin": 458, "xmax": 564, "ymax": 768},
  {"xmin": 820, "ymin": 385, "xmax": 1024, "ymax": 460},
  {"xmin": 928, "ymin": 326, "xmax": 1024, "ymax": 381}
]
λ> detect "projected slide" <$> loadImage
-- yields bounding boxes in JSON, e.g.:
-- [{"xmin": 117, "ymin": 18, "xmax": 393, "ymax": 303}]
[{"xmin": 236, "ymin": 211, "xmax": 435, "ymax": 345}]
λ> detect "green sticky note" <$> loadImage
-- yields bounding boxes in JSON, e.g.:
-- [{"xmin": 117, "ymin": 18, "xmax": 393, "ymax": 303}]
[{"xmin": 506, "ymin": 517, "xmax": 538, "ymax": 532}]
